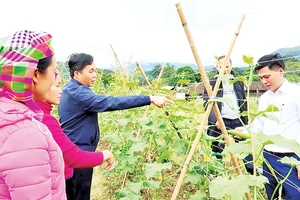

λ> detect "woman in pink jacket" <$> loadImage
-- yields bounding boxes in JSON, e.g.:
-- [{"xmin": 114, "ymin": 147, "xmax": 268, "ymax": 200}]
[
  {"xmin": 0, "ymin": 30, "xmax": 66, "ymax": 200},
  {"xmin": 36, "ymin": 72, "xmax": 114, "ymax": 199}
]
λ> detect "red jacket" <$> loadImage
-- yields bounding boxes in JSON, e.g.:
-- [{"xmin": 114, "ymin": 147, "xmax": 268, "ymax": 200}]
[{"xmin": 36, "ymin": 101, "xmax": 104, "ymax": 179}]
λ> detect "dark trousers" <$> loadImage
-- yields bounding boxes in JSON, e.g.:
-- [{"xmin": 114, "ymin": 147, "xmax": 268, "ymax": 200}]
[
  {"xmin": 263, "ymin": 151, "xmax": 300, "ymax": 200},
  {"xmin": 66, "ymin": 168, "xmax": 94, "ymax": 200},
  {"xmin": 208, "ymin": 118, "xmax": 254, "ymax": 174}
]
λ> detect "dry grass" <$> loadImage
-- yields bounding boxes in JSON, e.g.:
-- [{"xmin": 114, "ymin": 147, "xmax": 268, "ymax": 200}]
[
  {"xmin": 91, "ymin": 167, "xmax": 105, "ymax": 200},
  {"xmin": 91, "ymin": 140, "xmax": 111, "ymax": 200}
]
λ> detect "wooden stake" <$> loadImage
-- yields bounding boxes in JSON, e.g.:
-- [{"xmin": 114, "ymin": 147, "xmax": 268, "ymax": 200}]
[
  {"xmin": 110, "ymin": 44, "xmax": 126, "ymax": 75},
  {"xmin": 155, "ymin": 64, "xmax": 165, "ymax": 87},
  {"xmin": 125, "ymin": 55, "xmax": 132, "ymax": 77},
  {"xmin": 136, "ymin": 62, "xmax": 153, "ymax": 88},
  {"xmin": 136, "ymin": 106, "xmax": 150, "ymax": 139},
  {"xmin": 98, "ymin": 70, "xmax": 103, "ymax": 82},
  {"xmin": 136, "ymin": 64, "xmax": 164, "ymax": 139},
  {"xmin": 130, "ymin": 67, "xmax": 137, "ymax": 82},
  {"xmin": 60, "ymin": 62, "xmax": 71, "ymax": 80},
  {"xmin": 110, "ymin": 64, "xmax": 116, "ymax": 72},
  {"xmin": 171, "ymin": 3, "xmax": 251, "ymax": 200}
]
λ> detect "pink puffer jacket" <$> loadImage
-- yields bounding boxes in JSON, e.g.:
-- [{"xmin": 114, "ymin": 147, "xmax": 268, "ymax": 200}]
[{"xmin": 0, "ymin": 97, "xmax": 67, "ymax": 200}]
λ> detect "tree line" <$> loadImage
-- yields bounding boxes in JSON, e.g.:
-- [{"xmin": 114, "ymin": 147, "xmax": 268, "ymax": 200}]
[{"xmin": 56, "ymin": 59, "xmax": 300, "ymax": 87}]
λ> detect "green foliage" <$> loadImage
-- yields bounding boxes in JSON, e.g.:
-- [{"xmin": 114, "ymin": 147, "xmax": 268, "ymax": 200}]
[
  {"xmin": 56, "ymin": 61, "xmax": 70, "ymax": 80},
  {"xmin": 190, "ymin": 189, "xmax": 206, "ymax": 200},
  {"xmin": 55, "ymin": 54, "xmax": 300, "ymax": 200},
  {"xmin": 148, "ymin": 63, "xmax": 176, "ymax": 86},
  {"xmin": 227, "ymin": 130, "xmax": 252, "ymax": 139},
  {"xmin": 90, "ymin": 60, "xmax": 270, "ymax": 199},
  {"xmin": 167, "ymin": 65, "xmax": 201, "ymax": 87},
  {"xmin": 95, "ymin": 82, "xmax": 212, "ymax": 199},
  {"xmin": 284, "ymin": 60, "xmax": 300, "ymax": 83},
  {"xmin": 149, "ymin": 63, "xmax": 176, "ymax": 79},
  {"xmin": 148, "ymin": 64, "xmax": 202, "ymax": 87},
  {"xmin": 280, "ymin": 157, "xmax": 300, "ymax": 166},
  {"xmin": 96, "ymin": 68, "xmax": 116, "ymax": 87},
  {"xmin": 209, "ymin": 175, "xmax": 268, "ymax": 199},
  {"xmin": 261, "ymin": 135, "xmax": 300, "ymax": 157},
  {"xmin": 144, "ymin": 163, "xmax": 172, "ymax": 180}
]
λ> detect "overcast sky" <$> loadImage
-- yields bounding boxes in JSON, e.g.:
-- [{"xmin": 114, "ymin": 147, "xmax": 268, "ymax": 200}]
[{"xmin": 1, "ymin": 0, "xmax": 299, "ymax": 68}]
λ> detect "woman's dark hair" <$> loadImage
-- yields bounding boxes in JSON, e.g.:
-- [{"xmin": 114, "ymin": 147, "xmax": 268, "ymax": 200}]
[
  {"xmin": 255, "ymin": 53, "xmax": 285, "ymax": 72},
  {"xmin": 68, "ymin": 53, "xmax": 94, "ymax": 78},
  {"xmin": 37, "ymin": 55, "xmax": 53, "ymax": 74}
]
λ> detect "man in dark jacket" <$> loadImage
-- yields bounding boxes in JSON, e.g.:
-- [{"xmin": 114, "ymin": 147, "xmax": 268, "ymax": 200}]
[
  {"xmin": 203, "ymin": 55, "xmax": 253, "ymax": 174},
  {"xmin": 58, "ymin": 53, "xmax": 173, "ymax": 200}
]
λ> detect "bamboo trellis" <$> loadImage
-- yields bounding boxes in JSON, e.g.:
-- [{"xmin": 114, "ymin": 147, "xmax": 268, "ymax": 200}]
[
  {"xmin": 110, "ymin": 44, "xmax": 126, "ymax": 76},
  {"xmin": 136, "ymin": 62, "xmax": 153, "ymax": 89},
  {"xmin": 171, "ymin": 3, "xmax": 251, "ymax": 200},
  {"xmin": 59, "ymin": 62, "xmax": 71, "ymax": 80},
  {"xmin": 135, "ymin": 64, "xmax": 164, "ymax": 139}
]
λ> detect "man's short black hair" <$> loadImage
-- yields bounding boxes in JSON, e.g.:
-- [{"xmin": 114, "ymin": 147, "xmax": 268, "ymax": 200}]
[
  {"xmin": 255, "ymin": 53, "xmax": 285, "ymax": 71},
  {"xmin": 68, "ymin": 53, "xmax": 94, "ymax": 78}
]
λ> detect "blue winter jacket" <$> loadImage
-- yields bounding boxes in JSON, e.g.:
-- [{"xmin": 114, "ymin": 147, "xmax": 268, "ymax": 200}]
[{"xmin": 58, "ymin": 79, "xmax": 150, "ymax": 151}]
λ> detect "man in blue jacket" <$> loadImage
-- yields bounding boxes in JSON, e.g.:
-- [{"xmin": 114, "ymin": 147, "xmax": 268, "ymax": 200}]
[{"xmin": 58, "ymin": 53, "xmax": 173, "ymax": 200}]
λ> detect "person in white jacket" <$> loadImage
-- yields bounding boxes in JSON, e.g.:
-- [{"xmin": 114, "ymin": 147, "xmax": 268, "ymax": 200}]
[{"xmin": 238, "ymin": 53, "xmax": 300, "ymax": 200}]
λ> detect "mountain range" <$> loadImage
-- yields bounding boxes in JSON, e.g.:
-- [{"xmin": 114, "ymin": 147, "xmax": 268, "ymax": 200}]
[
  {"xmin": 126, "ymin": 62, "xmax": 215, "ymax": 72},
  {"xmin": 105, "ymin": 45, "xmax": 300, "ymax": 72},
  {"xmin": 273, "ymin": 45, "xmax": 300, "ymax": 59}
]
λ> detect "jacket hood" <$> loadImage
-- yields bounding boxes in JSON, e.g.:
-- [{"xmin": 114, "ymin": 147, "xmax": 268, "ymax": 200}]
[
  {"xmin": 0, "ymin": 97, "xmax": 40, "ymax": 129},
  {"xmin": 0, "ymin": 30, "xmax": 54, "ymax": 118}
]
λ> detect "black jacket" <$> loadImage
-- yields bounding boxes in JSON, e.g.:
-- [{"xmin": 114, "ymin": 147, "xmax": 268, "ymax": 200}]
[{"xmin": 203, "ymin": 77, "xmax": 248, "ymax": 125}]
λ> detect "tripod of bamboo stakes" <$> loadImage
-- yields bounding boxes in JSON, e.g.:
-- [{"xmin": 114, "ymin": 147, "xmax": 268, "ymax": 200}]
[
  {"xmin": 134, "ymin": 62, "xmax": 165, "ymax": 139},
  {"xmin": 171, "ymin": 3, "xmax": 252, "ymax": 200},
  {"xmin": 110, "ymin": 44, "xmax": 126, "ymax": 75}
]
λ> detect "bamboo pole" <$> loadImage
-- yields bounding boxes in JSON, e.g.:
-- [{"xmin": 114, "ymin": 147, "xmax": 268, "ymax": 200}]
[
  {"xmin": 136, "ymin": 64, "xmax": 164, "ymax": 139},
  {"xmin": 60, "ymin": 62, "xmax": 71, "ymax": 80},
  {"xmin": 110, "ymin": 44, "xmax": 126, "ymax": 75},
  {"xmin": 155, "ymin": 64, "xmax": 165, "ymax": 87},
  {"xmin": 136, "ymin": 106, "xmax": 150, "ymax": 139},
  {"xmin": 171, "ymin": 3, "xmax": 251, "ymax": 200},
  {"xmin": 125, "ymin": 55, "xmax": 132, "ymax": 77},
  {"xmin": 136, "ymin": 62, "xmax": 153, "ymax": 88},
  {"xmin": 98, "ymin": 70, "xmax": 103, "ymax": 82},
  {"xmin": 130, "ymin": 67, "xmax": 137, "ymax": 82},
  {"xmin": 110, "ymin": 64, "xmax": 116, "ymax": 72}
]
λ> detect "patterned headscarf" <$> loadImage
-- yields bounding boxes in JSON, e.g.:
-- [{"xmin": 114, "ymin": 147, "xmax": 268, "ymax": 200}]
[{"xmin": 0, "ymin": 30, "xmax": 54, "ymax": 116}]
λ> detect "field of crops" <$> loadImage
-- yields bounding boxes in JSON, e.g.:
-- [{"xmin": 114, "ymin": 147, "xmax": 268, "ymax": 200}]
[
  {"xmin": 71, "ymin": 66, "xmax": 274, "ymax": 200},
  {"xmin": 51, "ymin": 55, "xmax": 300, "ymax": 199}
]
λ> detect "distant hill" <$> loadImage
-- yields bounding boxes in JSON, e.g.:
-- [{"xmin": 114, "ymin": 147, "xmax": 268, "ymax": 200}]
[
  {"xmin": 98, "ymin": 45, "xmax": 300, "ymax": 72},
  {"xmin": 126, "ymin": 62, "xmax": 215, "ymax": 72},
  {"xmin": 273, "ymin": 45, "xmax": 300, "ymax": 59}
]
